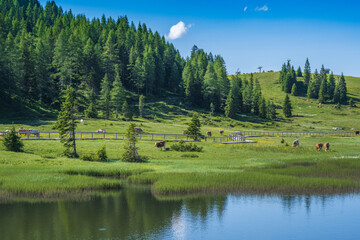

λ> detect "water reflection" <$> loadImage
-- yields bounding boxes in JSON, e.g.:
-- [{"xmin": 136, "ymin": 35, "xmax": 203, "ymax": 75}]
[{"xmin": 0, "ymin": 188, "xmax": 359, "ymax": 240}]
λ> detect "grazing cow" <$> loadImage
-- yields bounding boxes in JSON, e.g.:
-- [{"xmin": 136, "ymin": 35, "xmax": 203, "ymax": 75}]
[
  {"xmin": 134, "ymin": 127, "xmax": 144, "ymax": 133},
  {"xmin": 333, "ymin": 105, "xmax": 338, "ymax": 109},
  {"xmin": 292, "ymin": 139, "xmax": 299, "ymax": 147},
  {"xmin": 155, "ymin": 141, "xmax": 166, "ymax": 150},
  {"xmin": 316, "ymin": 143, "xmax": 323, "ymax": 151},
  {"xmin": 80, "ymin": 119, "xmax": 84, "ymax": 125},
  {"xmin": 324, "ymin": 142, "xmax": 330, "ymax": 152},
  {"xmin": 219, "ymin": 130, "xmax": 224, "ymax": 136},
  {"xmin": 318, "ymin": 103, "xmax": 322, "ymax": 108},
  {"xmin": 18, "ymin": 128, "xmax": 29, "ymax": 135},
  {"xmin": 206, "ymin": 131, "xmax": 212, "ymax": 137},
  {"xmin": 97, "ymin": 129, "xmax": 105, "ymax": 133}
]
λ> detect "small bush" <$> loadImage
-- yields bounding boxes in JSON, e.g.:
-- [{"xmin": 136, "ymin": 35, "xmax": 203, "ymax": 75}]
[
  {"xmin": 280, "ymin": 139, "xmax": 285, "ymax": 144},
  {"xmin": 2, "ymin": 127, "xmax": 24, "ymax": 152},
  {"xmin": 96, "ymin": 146, "xmax": 108, "ymax": 162},
  {"xmin": 170, "ymin": 140, "xmax": 203, "ymax": 152},
  {"xmin": 181, "ymin": 153, "xmax": 199, "ymax": 158},
  {"xmin": 81, "ymin": 153, "xmax": 96, "ymax": 161},
  {"xmin": 81, "ymin": 146, "xmax": 108, "ymax": 162}
]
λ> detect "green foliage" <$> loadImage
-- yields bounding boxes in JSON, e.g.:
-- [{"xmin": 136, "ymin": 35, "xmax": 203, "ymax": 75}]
[
  {"xmin": 186, "ymin": 113, "xmax": 202, "ymax": 137},
  {"xmin": 139, "ymin": 95, "xmax": 145, "ymax": 118},
  {"xmin": 84, "ymin": 89, "xmax": 97, "ymax": 118},
  {"xmin": 122, "ymin": 123, "xmax": 143, "ymax": 162},
  {"xmin": 291, "ymin": 83, "xmax": 298, "ymax": 96},
  {"xmin": 296, "ymin": 66, "xmax": 302, "ymax": 77},
  {"xmin": 339, "ymin": 73, "xmax": 348, "ymax": 104},
  {"xmin": 283, "ymin": 94, "xmax": 292, "ymax": 118},
  {"xmin": 259, "ymin": 97, "xmax": 267, "ymax": 119},
  {"xmin": 210, "ymin": 102, "xmax": 215, "ymax": 116},
  {"xmin": 111, "ymin": 67, "xmax": 125, "ymax": 118},
  {"xmin": 2, "ymin": 127, "xmax": 24, "ymax": 152},
  {"xmin": 96, "ymin": 145, "xmax": 108, "ymax": 162},
  {"xmin": 100, "ymin": 74, "xmax": 112, "ymax": 119},
  {"xmin": 55, "ymin": 86, "xmax": 78, "ymax": 158},
  {"xmin": 122, "ymin": 101, "xmax": 132, "ymax": 120},
  {"xmin": 349, "ymin": 98, "xmax": 356, "ymax": 107},
  {"xmin": 327, "ymin": 72, "xmax": 336, "ymax": 100},
  {"xmin": 170, "ymin": 140, "xmax": 203, "ymax": 152},
  {"xmin": 304, "ymin": 58, "xmax": 311, "ymax": 85}
]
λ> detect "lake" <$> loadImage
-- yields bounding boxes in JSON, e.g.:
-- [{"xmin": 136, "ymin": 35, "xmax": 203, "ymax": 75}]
[{"xmin": 1, "ymin": 186, "xmax": 359, "ymax": 240}]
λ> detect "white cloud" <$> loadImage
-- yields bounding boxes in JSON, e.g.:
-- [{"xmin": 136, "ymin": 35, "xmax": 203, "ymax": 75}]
[
  {"xmin": 244, "ymin": 6, "xmax": 248, "ymax": 12},
  {"xmin": 166, "ymin": 21, "xmax": 191, "ymax": 40},
  {"xmin": 255, "ymin": 5, "xmax": 269, "ymax": 11}
]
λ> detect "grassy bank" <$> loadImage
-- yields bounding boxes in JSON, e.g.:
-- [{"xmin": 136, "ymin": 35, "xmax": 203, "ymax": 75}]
[{"xmin": 0, "ymin": 135, "xmax": 359, "ymax": 198}]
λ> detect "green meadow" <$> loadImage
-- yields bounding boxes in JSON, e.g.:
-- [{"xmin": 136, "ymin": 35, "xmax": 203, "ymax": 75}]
[{"xmin": 1, "ymin": 72, "xmax": 360, "ymax": 199}]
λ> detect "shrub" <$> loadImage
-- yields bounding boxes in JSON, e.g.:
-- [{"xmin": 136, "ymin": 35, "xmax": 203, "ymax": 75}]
[
  {"xmin": 96, "ymin": 146, "xmax": 108, "ymax": 162},
  {"xmin": 181, "ymin": 153, "xmax": 199, "ymax": 158},
  {"xmin": 2, "ymin": 127, "xmax": 24, "ymax": 152},
  {"xmin": 81, "ymin": 146, "xmax": 108, "ymax": 162},
  {"xmin": 170, "ymin": 140, "xmax": 203, "ymax": 152},
  {"xmin": 280, "ymin": 139, "xmax": 285, "ymax": 144}
]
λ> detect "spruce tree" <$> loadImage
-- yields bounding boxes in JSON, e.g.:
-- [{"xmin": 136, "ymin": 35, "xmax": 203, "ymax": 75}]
[
  {"xmin": 291, "ymin": 83, "xmax": 298, "ymax": 96},
  {"xmin": 186, "ymin": 113, "xmax": 202, "ymax": 138},
  {"xmin": 259, "ymin": 97, "xmax": 267, "ymax": 119},
  {"xmin": 100, "ymin": 74, "xmax": 112, "ymax": 119},
  {"xmin": 225, "ymin": 90, "xmax": 236, "ymax": 118},
  {"xmin": 283, "ymin": 94, "xmax": 292, "ymax": 118},
  {"xmin": 55, "ymin": 86, "xmax": 78, "ymax": 158},
  {"xmin": 327, "ymin": 72, "xmax": 336, "ymax": 100},
  {"xmin": 318, "ymin": 77, "xmax": 328, "ymax": 103},
  {"xmin": 139, "ymin": 94, "xmax": 145, "ymax": 118},
  {"xmin": 333, "ymin": 84, "xmax": 341, "ymax": 104},
  {"xmin": 85, "ymin": 89, "xmax": 97, "ymax": 118},
  {"xmin": 296, "ymin": 66, "xmax": 302, "ymax": 77},
  {"xmin": 111, "ymin": 68, "xmax": 125, "ymax": 118},
  {"xmin": 339, "ymin": 73, "xmax": 347, "ymax": 104},
  {"xmin": 122, "ymin": 101, "xmax": 132, "ymax": 120},
  {"xmin": 268, "ymin": 101, "xmax": 277, "ymax": 120},
  {"xmin": 304, "ymin": 58, "xmax": 311, "ymax": 85},
  {"xmin": 122, "ymin": 123, "xmax": 140, "ymax": 162}
]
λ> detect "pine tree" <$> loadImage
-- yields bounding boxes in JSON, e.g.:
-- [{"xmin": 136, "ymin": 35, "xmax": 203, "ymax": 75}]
[
  {"xmin": 100, "ymin": 74, "xmax": 112, "ymax": 119},
  {"xmin": 296, "ymin": 66, "xmax": 302, "ymax": 77},
  {"xmin": 139, "ymin": 94, "xmax": 145, "ymax": 118},
  {"xmin": 327, "ymin": 72, "xmax": 336, "ymax": 100},
  {"xmin": 259, "ymin": 97, "xmax": 267, "ymax": 119},
  {"xmin": 291, "ymin": 83, "xmax": 298, "ymax": 96},
  {"xmin": 318, "ymin": 77, "xmax": 328, "ymax": 103},
  {"xmin": 339, "ymin": 73, "xmax": 347, "ymax": 104},
  {"xmin": 268, "ymin": 101, "xmax": 277, "ymax": 120},
  {"xmin": 283, "ymin": 94, "xmax": 292, "ymax": 118},
  {"xmin": 122, "ymin": 101, "xmax": 132, "ymax": 120},
  {"xmin": 2, "ymin": 127, "xmax": 24, "ymax": 152},
  {"xmin": 304, "ymin": 58, "xmax": 311, "ymax": 85},
  {"xmin": 333, "ymin": 83, "xmax": 341, "ymax": 104},
  {"xmin": 186, "ymin": 113, "xmax": 201, "ymax": 138},
  {"xmin": 210, "ymin": 102, "xmax": 215, "ymax": 116},
  {"xmin": 122, "ymin": 123, "xmax": 140, "ymax": 162},
  {"xmin": 225, "ymin": 89, "xmax": 236, "ymax": 118},
  {"xmin": 55, "ymin": 86, "xmax": 78, "ymax": 158},
  {"xmin": 111, "ymin": 67, "xmax": 125, "ymax": 118},
  {"xmin": 85, "ymin": 89, "xmax": 97, "ymax": 118}
]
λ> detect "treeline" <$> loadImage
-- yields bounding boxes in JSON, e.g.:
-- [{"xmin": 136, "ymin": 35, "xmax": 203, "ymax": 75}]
[
  {"xmin": 0, "ymin": 0, "xmax": 275, "ymax": 120},
  {"xmin": 0, "ymin": 0, "xmax": 184, "ymax": 110},
  {"xmin": 279, "ymin": 59, "xmax": 348, "ymax": 104}
]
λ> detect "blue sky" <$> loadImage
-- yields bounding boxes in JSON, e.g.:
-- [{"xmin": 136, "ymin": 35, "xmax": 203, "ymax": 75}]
[{"xmin": 39, "ymin": 0, "xmax": 360, "ymax": 76}]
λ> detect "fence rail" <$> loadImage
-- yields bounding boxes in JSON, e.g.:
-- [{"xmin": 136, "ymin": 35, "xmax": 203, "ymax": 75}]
[
  {"xmin": 240, "ymin": 130, "xmax": 357, "ymax": 137},
  {"xmin": 0, "ymin": 130, "xmax": 357, "ymax": 143},
  {"xmin": 0, "ymin": 132, "xmax": 246, "ymax": 143}
]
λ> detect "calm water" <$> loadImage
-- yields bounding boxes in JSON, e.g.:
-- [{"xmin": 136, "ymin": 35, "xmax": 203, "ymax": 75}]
[{"xmin": 1, "ymin": 187, "xmax": 360, "ymax": 240}]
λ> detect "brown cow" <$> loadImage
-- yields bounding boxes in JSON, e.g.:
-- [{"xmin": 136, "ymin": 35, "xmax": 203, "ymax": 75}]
[
  {"xmin": 316, "ymin": 143, "xmax": 323, "ymax": 151},
  {"xmin": 333, "ymin": 105, "xmax": 338, "ymax": 109},
  {"xmin": 155, "ymin": 141, "xmax": 166, "ymax": 150},
  {"xmin": 219, "ymin": 130, "xmax": 224, "ymax": 136},
  {"xmin": 318, "ymin": 103, "xmax": 322, "ymax": 108},
  {"xmin": 97, "ymin": 129, "xmax": 105, "ymax": 133},
  {"xmin": 324, "ymin": 142, "xmax": 330, "ymax": 152},
  {"xmin": 206, "ymin": 131, "xmax": 212, "ymax": 137}
]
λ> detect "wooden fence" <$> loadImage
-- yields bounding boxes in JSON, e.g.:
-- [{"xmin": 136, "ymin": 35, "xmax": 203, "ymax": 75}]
[
  {"xmin": 0, "ymin": 132, "xmax": 246, "ymax": 143},
  {"xmin": 240, "ymin": 130, "xmax": 357, "ymax": 137}
]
